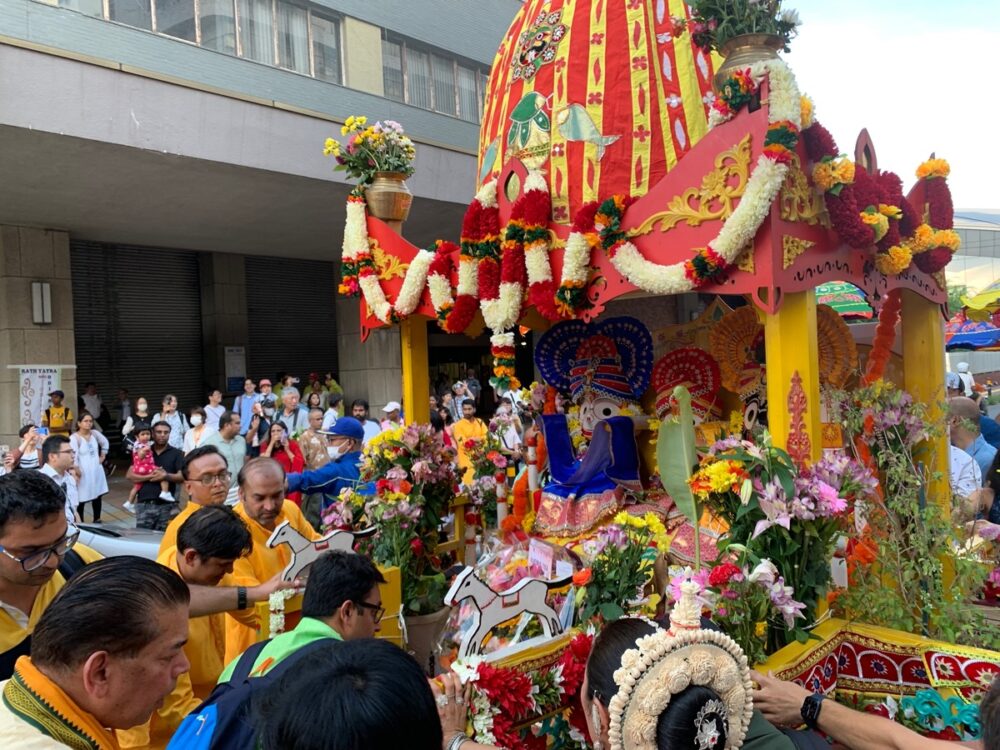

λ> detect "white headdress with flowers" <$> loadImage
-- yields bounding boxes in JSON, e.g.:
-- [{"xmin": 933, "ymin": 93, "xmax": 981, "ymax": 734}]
[{"xmin": 607, "ymin": 581, "xmax": 754, "ymax": 750}]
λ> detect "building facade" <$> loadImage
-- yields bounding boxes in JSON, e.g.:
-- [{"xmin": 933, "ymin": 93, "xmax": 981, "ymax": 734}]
[{"xmin": 0, "ymin": 0, "xmax": 520, "ymax": 442}]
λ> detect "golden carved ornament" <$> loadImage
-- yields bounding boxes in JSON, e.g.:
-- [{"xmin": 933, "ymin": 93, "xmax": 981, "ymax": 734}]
[
  {"xmin": 779, "ymin": 154, "xmax": 825, "ymax": 225},
  {"xmin": 782, "ymin": 235, "xmax": 815, "ymax": 269},
  {"xmin": 629, "ymin": 134, "xmax": 751, "ymax": 237},
  {"xmin": 735, "ymin": 240, "xmax": 755, "ymax": 273},
  {"xmin": 370, "ymin": 239, "xmax": 409, "ymax": 281}
]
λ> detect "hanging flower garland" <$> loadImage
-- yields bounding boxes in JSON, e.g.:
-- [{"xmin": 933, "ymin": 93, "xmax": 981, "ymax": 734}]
[
  {"xmin": 521, "ymin": 172, "xmax": 561, "ymax": 321},
  {"xmin": 490, "ymin": 333, "xmax": 519, "ymax": 392},
  {"xmin": 339, "ymin": 195, "xmax": 369, "ymax": 296},
  {"xmin": 482, "ymin": 186, "xmax": 527, "ymax": 333},
  {"xmin": 862, "ymin": 288, "xmax": 902, "ymax": 385},
  {"xmin": 588, "ymin": 60, "xmax": 801, "ymax": 295},
  {"xmin": 468, "ymin": 181, "xmax": 502, "ymax": 321},
  {"xmin": 555, "ymin": 201, "xmax": 600, "ymax": 317},
  {"xmin": 909, "ymin": 159, "xmax": 960, "ymax": 274}
]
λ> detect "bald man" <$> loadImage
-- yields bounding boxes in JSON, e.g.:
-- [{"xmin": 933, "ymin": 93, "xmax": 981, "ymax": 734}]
[
  {"xmin": 225, "ymin": 458, "xmax": 320, "ymax": 662},
  {"xmin": 950, "ymin": 396, "xmax": 997, "ymax": 480}
]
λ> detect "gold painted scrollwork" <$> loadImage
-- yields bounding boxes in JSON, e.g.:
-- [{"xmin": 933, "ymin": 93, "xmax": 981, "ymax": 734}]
[
  {"xmin": 782, "ymin": 235, "xmax": 815, "ymax": 269},
  {"xmin": 779, "ymin": 155, "xmax": 825, "ymax": 225},
  {"xmin": 629, "ymin": 134, "xmax": 752, "ymax": 237},
  {"xmin": 370, "ymin": 239, "xmax": 409, "ymax": 281}
]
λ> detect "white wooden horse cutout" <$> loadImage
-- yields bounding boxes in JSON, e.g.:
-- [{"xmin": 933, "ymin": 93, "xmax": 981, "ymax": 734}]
[
  {"xmin": 444, "ymin": 566, "xmax": 571, "ymax": 660},
  {"xmin": 266, "ymin": 521, "xmax": 376, "ymax": 582}
]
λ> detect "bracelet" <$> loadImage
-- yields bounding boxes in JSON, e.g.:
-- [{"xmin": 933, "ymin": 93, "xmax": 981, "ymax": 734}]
[
  {"xmin": 237, "ymin": 586, "xmax": 248, "ymax": 610},
  {"xmin": 445, "ymin": 732, "xmax": 468, "ymax": 750}
]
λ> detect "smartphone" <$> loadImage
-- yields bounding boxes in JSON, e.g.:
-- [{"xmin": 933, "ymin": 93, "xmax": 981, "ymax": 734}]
[
  {"xmin": 36, "ymin": 427, "xmax": 49, "ymax": 437},
  {"xmin": 0, "ymin": 445, "xmax": 9, "ymax": 461}
]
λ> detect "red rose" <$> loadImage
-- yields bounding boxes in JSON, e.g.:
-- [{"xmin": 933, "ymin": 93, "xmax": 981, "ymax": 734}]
[{"xmin": 410, "ymin": 538, "xmax": 425, "ymax": 556}]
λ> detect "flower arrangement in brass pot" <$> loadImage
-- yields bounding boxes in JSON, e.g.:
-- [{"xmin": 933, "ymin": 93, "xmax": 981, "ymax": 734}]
[
  {"xmin": 685, "ymin": 0, "xmax": 801, "ymax": 54},
  {"xmin": 324, "ymin": 115, "xmax": 416, "ymax": 190}
]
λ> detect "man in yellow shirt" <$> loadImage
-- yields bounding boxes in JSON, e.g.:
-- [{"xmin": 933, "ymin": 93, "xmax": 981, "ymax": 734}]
[
  {"xmin": 158, "ymin": 445, "xmax": 232, "ymax": 556},
  {"xmin": 0, "ymin": 557, "xmax": 191, "ymax": 749},
  {"xmin": 226, "ymin": 457, "xmax": 320, "ymax": 662},
  {"xmin": 452, "ymin": 400, "xmax": 488, "ymax": 485},
  {"xmin": 123, "ymin": 506, "xmax": 255, "ymax": 749}
]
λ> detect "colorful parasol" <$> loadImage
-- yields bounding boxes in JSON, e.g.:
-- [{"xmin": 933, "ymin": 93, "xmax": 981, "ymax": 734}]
[
  {"xmin": 962, "ymin": 279, "xmax": 1000, "ymax": 321},
  {"xmin": 815, "ymin": 282, "xmax": 873, "ymax": 319},
  {"xmin": 945, "ymin": 310, "xmax": 1000, "ymax": 351}
]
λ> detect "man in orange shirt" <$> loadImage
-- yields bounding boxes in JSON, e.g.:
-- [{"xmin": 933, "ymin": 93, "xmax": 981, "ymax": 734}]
[
  {"xmin": 452, "ymin": 400, "xmax": 488, "ymax": 485},
  {"xmin": 226, "ymin": 457, "xmax": 319, "ymax": 662},
  {"xmin": 122, "ymin": 506, "xmax": 255, "ymax": 749}
]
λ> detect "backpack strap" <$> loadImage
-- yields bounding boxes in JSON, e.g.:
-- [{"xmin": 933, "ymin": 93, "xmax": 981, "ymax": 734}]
[
  {"xmin": 227, "ymin": 639, "xmax": 272, "ymax": 684},
  {"xmin": 58, "ymin": 549, "xmax": 87, "ymax": 581}
]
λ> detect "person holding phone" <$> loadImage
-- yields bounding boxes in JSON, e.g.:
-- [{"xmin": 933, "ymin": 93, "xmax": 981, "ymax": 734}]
[
  {"xmin": 261, "ymin": 422, "xmax": 304, "ymax": 506},
  {"xmin": 9, "ymin": 426, "xmax": 42, "ymax": 470}
]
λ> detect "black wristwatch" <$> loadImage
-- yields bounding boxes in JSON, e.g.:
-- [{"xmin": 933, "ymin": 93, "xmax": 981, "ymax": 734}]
[
  {"xmin": 800, "ymin": 693, "xmax": 825, "ymax": 730},
  {"xmin": 237, "ymin": 586, "xmax": 248, "ymax": 610}
]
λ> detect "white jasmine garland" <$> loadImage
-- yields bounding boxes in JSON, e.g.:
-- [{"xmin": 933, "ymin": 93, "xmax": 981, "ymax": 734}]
[
  {"xmin": 342, "ymin": 199, "xmax": 368, "ymax": 261},
  {"xmin": 476, "ymin": 179, "xmax": 498, "ymax": 209},
  {"xmin": 394, "ymin": 249, "xmax": 435, "ymax": 317},
  {"xmin": 482, "ymin": 282, "xmax": 524, "ymax": 332},
  {"xmin": 428, "ymin": 272, "xmax": 454, "ymax": 312},
  {"xmin": 608, "ymin": 60, "xmax": 800, "ymax": 296},
  {"xmin": 457, "ymin": 258, "xmax": 478, "ymax": 295},
  {"xmin": 525, "ymin": 242, "xmax": 553, "ymax": 283},
  {"xmin": 560, "ymin": 230, "xmax": 593, "ymax": 284},
  {"xmin": 268, "ymin": 589, "xmax": 296, "ymax": 635}
]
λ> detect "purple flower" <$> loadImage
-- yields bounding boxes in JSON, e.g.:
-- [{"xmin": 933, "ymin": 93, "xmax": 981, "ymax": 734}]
[
  {"xmin": 766, "ymin": 576, "xmax": 807, "ymax": 627},
  {"xmin": 753, "ymin": 478, "xmax": 792, "ymax": 538}
]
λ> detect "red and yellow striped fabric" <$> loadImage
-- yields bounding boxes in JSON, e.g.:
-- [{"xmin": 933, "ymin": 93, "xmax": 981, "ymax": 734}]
[{"xmin": 479, "ymin": 0, "xmax": 718, "ymax": 225}]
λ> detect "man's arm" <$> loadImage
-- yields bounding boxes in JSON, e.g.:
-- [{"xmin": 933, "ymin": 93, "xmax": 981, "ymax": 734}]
[
  {"xmin": 125, "ymin": 466, "xmax": 164, "ymax": 483},
  {"xmin": 187, "ymin": 573, "xmax": 298, "ymax": 617},
  {"xmin": 752, "ymin": 671, "xmax": 982, "ymax": 750},
  {"xmin": 286, "ymin": 462, "xmax": 350, "ymax": 495}
]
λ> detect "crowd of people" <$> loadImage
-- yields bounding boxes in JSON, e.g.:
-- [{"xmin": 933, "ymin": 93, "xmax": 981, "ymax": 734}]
[
  {"xmin": 946, "ymin": 363, "xmax": 1000, "ymax": 527},
  {"xmin": 2, "ymin": 366, "xmax": 1000, "ymax": 749}
]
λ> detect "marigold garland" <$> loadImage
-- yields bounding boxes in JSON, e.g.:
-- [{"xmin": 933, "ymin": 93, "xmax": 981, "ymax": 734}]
[
  {"xmin": 917, "ymin": 158, "xmax": 950, "ymax": 180},
  {"xmin": 862, "ymin": 288, "xmax": 902, "ymax": 385},
  {"xmin": 490, "ymin": 332, "xmax": 520, "ymax": 392}
]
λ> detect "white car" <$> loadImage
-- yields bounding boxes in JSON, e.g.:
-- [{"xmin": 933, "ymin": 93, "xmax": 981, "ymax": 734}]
[{"xmin": 76, "ymin": 523, "xmax": 163, "ymax": 561}]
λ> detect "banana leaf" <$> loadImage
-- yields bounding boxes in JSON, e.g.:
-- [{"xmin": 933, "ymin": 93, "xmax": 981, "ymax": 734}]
[{"xmin": 656, "ymin": 385, "xmax": 702, "ymax": 568}]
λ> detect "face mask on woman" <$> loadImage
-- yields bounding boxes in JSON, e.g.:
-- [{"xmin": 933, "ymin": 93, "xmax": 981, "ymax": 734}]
[
  {"xmin": 137, "ymin": 402, "xmax": 148, "ymax": 412},
  {"xmin": 190, "ymin": 415, "xmax": 203, "ymax": 427}
]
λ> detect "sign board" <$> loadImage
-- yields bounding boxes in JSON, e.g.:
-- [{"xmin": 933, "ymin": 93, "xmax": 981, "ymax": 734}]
[
  {"xmin": 225, "ymin": 346, "xmax": 246, "ymax": 393},
  {"xmin": 19, "ymin": 367, "xmax": 61, "ymax": 426}
]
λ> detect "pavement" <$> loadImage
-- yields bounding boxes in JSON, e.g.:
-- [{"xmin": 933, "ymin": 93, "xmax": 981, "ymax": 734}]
[{"xmin": 90, "ymin": 458, "xmax": 187, "ymax": 532}]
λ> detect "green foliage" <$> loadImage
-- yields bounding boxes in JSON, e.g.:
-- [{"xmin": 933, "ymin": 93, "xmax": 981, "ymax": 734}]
[
  {"xmin": 832, "ymin": 383, "xmax": 999, "ymax": 650},
  {"xmin": 657, "ymin": 386, "xmax": 701, "ymax": 564},
  {"xmin": 947, "ymin": 283, "xmax": 968, "ymax": 316},
  {"xmin": 688, "ymin": 0, "xmax": 800, "ymax": 52}
]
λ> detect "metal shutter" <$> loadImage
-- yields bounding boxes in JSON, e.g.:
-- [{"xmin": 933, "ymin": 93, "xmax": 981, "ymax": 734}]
[
  {"xmin": 70, "ymin": 241, "xmax": 205, "ymax": 414},
  {"xmin": 244, "ymin": 256, "xmax": 338, "ymax": 381}
]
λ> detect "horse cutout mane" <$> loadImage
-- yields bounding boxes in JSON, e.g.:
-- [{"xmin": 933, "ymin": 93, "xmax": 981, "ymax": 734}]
[
  {"xmin": 266, "ymin": 521, "xmax": 377, "ymax": 582},
  {"xmin": 444, "ymin": 566, "xmax": 572, "ymax": 660}
]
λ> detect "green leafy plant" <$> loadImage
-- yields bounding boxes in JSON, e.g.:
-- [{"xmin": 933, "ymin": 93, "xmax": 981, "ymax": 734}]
[
  {"xmin": 831, "ymin": 382, "xmax": 998, "ymax": 650},
  {"xmin": 657, "ymin": 386, "xmax": 701, "ymax": 566},
  {"xmin": 687, "ymin": 0, "xmax": 801, "ymax": 53}
]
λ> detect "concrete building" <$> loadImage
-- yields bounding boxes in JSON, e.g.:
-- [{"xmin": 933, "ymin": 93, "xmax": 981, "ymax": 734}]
[{"xmin": 0, "ymin": 0, "xmax": 520, "ymax": 443}]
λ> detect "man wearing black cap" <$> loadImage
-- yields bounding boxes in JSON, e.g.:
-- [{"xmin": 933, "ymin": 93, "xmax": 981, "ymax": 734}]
[
  {"xmin": 285, "ymin": 417, "xmax": 365, "ymax": 513},
  {"xmin": 40, "ymin": 390, "xmax": 73, "ymax": 437}
]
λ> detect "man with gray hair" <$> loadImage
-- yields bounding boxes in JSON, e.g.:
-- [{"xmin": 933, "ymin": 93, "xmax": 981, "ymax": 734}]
[
  {"xmin": 275, "ymin": 386, "xmax": 310, "ymax": 434},
  {"xmin": 949, "ymin": 396, "xmax": 997, "ymax": 480}
]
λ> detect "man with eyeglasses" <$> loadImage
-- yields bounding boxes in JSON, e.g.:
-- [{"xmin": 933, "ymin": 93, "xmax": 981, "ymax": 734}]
[
  {"xmin": 38, "ymin": 434, "xmax": 80, "ymax": 525},
  {"xmin": 217, "ymin": 550, "xmax": 386, "ymax": 682},
  {"xmin": 126, "ymin": 421, "xmax": 185, "ymax": 532},
  {"xmin": 0, "ymin": 471, "xmax": 101, "ymax": 680},
  {"xmin": 158, "ymin": 445, "xmax": 232, "ymax": 556},
  {"xmin": 203, "ymin": 410, "xmax": 245, "ymax": 505}
]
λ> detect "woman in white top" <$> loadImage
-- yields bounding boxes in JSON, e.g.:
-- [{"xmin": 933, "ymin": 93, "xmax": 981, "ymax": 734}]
[
  {"xmin": 204, "ymin": 389, "xmax": 226, "ymax": 430},
  {"xmin": 183, "ymin": 406, "xmax": 216, "ymax": 453},
  {"xmin": 70, "ymin": 411, "xmax": 109, "ymax": 523},
  {"xmin": 154, "ymin": 394, "xmax": 188, "ymax": 451}
]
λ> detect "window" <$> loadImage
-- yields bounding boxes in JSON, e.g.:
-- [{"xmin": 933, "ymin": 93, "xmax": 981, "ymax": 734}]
[
  {"xmin": 154, "ymin": 0, "xmax": 196, "ymax": 41},
  {"xmin": 431, "ymin": 54, "xmax": 456, "ymax": 116},
  {"xmin": 237, "ymin": 0, "xmax": 274, "ymax": 64},
  {"xmin": 457, "ymin": 65, "xmax": 478, "ymax": 122},
  {"xmin": 59, "ymin": 0, "xmax": 103, "ymax": 17},
  {"xmin": 200, "ymin": 0, "xmax": 236, "ymax": 54},
  {"xmin": 405, "ymin": 46, "xmax": 432, "ymax": 110},
  {"xmin": 109, "ymin": 0, "xmax": 152, "ymax": 30},
  {"xmin": 382, "ymin": 39, "xmax": 403, "ymax": 102},
  {"xmin": 277, "ymin": 2, "xmax": 309, "ymax": 73},
  {"xmin": 311, "ymin": 13, "xmax": 341, "ymax": 83}
]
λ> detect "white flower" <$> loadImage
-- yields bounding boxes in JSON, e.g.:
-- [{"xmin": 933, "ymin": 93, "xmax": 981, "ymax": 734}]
[
  {"xmin": 781, "ymin": 8, "xmax": 801, "ymax": 26},
  {"xmin": 748, "ymin": 559, "xmax": 779, "ymax": 585}
]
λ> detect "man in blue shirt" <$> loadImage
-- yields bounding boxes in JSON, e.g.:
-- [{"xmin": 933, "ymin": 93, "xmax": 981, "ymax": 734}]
[
  {"xmin": 233, "ymin": 378, "xmax": 261, "ymax": 437},
  {"xmin": 950, "ymin": 396, "xmax": 997, "ymax": 481},
  {"xmin": 285, "ymin": 417, "xmax": 365, "ymax": 511}
]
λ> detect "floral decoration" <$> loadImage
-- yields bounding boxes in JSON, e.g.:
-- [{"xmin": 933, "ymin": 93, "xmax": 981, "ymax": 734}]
[
  {"xmin": 324, "ymin": 116, "xmax": 416, "ymax": 190},
  {"xmin": 685, "ymin": 0, "xmax": 801, "ymax": 54},
  {"xmin": 591, "ymin": 59, "xmax": 801, "ymax": 295},
  {"xmin": 464, "ymin": 632, "xmax": 594, "ymax": 749},
  {"xmin": 322, "ymin": 424, "xmax": 457, "ymax": 615},
  {"xmin": 555, "ymin": 201, "xmax": 600, "ymax": 317}
]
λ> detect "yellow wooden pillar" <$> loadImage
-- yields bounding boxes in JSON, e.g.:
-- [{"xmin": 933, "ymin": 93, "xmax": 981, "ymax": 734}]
[
  {"xmin": 763, "ymin": 291, "xmax": 822, "ymax": 461},
  {"xmin": 901, "ymin": 289, "xmax": 949, "ymax": 515},
  {"xmin": 401, "ymin": 316, "xmax": 431, "ymax": 425}
]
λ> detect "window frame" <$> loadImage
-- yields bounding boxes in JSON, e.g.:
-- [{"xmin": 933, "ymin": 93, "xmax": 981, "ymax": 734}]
[{"xmin": 308, "ymin": 9, "xmax": 344, "ymax": 84}]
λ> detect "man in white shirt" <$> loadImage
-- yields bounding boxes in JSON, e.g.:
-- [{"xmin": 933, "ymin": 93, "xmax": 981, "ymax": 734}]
[
  {"xmin": 80, "ymin": 382, "xmax": 105, "ymax": 432},
  {"xmin": 204, "ymin": 411, "xmax": 246, "ymax": 505},
  {"xmin": 38, "ymin": 435, "xmax": 79, "ymax": 524},
  {"xmin": 205, "ymin": 389, "xmax": 226, "ymax": 430},
  {"xmin": 957, "ymin": 362, "xmax": 976, "ymax": 398}
]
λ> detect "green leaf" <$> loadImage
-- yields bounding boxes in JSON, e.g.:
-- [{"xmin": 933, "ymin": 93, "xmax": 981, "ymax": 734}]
[
  {"xmin": 600, "ymin": 602, "xmax": 626, "ymax": 621},
  {"xmin": 657, "ymin": 386, "xmax": 700, "ymax": 525}
]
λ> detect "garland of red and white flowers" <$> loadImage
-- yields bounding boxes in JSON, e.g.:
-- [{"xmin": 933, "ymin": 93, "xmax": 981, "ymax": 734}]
[
  {"xmin": 458, "ymin": 632, "xmax": 593, "ymax": 749},
  {"xmin": 585, "ymin": 60, "xmax": 801, "ymax": 294},
  {"xmin": 555, "ymin": 201, "xmax": 600, "ymax": 317}
]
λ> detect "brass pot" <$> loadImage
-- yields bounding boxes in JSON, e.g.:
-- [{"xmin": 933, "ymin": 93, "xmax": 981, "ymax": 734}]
[
  {"xmin": 364, "ymin": 171, "xmax": 413, "ymax": 223},
  {"xmin": 713, "ymin": 33, "xmax": 784, "ymax": 94}
]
